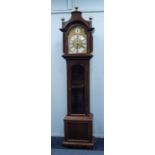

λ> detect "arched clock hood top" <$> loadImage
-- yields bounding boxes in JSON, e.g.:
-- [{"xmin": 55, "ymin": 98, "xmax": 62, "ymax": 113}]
[{"xmin": 60, "ymin": 8, "xmax": 94, "ymax": 32}]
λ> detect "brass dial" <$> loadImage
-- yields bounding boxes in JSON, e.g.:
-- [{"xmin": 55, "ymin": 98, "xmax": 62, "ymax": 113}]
[{"xmin": 68, "ymin": 26, "xmax": 87, "ymax": 54}]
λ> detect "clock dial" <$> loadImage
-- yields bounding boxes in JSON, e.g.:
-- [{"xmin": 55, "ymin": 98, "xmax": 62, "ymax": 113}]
[{"xmin": 68, "ymin": 26, "xmax": 87, "ymax": 54}]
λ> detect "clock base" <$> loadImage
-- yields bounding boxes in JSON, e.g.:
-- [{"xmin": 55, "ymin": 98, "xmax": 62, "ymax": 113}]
[{"xmin": 63, "ymin": 114, "xmax": 94, "ymax": 149}]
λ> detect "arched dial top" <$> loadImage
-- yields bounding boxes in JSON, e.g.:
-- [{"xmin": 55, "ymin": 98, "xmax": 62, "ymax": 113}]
[{"xmin": 68, "ymin": 26, "xmax": 87, "ymax": 54}]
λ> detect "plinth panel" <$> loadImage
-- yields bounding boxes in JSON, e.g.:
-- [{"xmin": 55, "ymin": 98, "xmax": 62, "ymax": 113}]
[{"xmin": 67, "ymin": 122, "xmax": 89, "ymax": 140}]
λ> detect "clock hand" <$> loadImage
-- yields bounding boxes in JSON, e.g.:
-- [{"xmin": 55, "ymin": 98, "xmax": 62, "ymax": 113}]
[
  {"xmin": 76, "ymin": 35, "xmax": 79, "ymax": 53},
  {"xmin": 76, "ymin": 42, "xmax": 78, "ymax": 53}
]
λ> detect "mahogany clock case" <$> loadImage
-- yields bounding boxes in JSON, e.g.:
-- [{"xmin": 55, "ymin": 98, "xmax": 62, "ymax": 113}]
[{"xmin": 60, "ymin": 8, "xmax": 95, "ymax": 149}]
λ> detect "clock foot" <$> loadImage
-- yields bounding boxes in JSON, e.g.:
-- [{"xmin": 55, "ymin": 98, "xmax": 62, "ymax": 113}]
[{"xmin": 63, "ymin": 138, "xmax": 95, "ymax": 149}]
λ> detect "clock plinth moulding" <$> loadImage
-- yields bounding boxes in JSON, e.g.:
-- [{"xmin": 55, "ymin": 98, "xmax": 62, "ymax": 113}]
[{"xmin": 60, "ymin": 7, "xmax": 95, "ymax": 149}]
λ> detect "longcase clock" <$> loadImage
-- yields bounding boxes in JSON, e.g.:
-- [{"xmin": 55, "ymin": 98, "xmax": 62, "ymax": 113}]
[{"xmin": 60, "ymin": 7, "xmax": 95, "ymax": 148}]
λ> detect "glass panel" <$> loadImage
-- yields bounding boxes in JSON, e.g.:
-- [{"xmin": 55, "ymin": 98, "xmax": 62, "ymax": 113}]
[
  {"xmin": 71, "ymin": 88, "xmax": 85, "ymax": 114},
  {"xmin": 71, "ymin": 65, "xmax": 85, "ymax": 114}
]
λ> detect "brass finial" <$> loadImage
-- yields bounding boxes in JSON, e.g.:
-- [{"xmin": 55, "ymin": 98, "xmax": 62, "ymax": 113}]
[
  {"xmin": 89, "ymin": 17, "xmax": 93, "ymax": 21},
  {"xmin": 75, "ymin": 6, "xmax": 78, "ymax": 11},
  {"xmin": 61, "ymin": 17, "xmax": 65, "ymax": 22}
]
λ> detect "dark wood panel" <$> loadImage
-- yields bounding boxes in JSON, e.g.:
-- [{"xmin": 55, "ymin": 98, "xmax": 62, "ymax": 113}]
[{"xmin": 68, "ymin": 122, "xmax": 89, "ymax": 140}]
